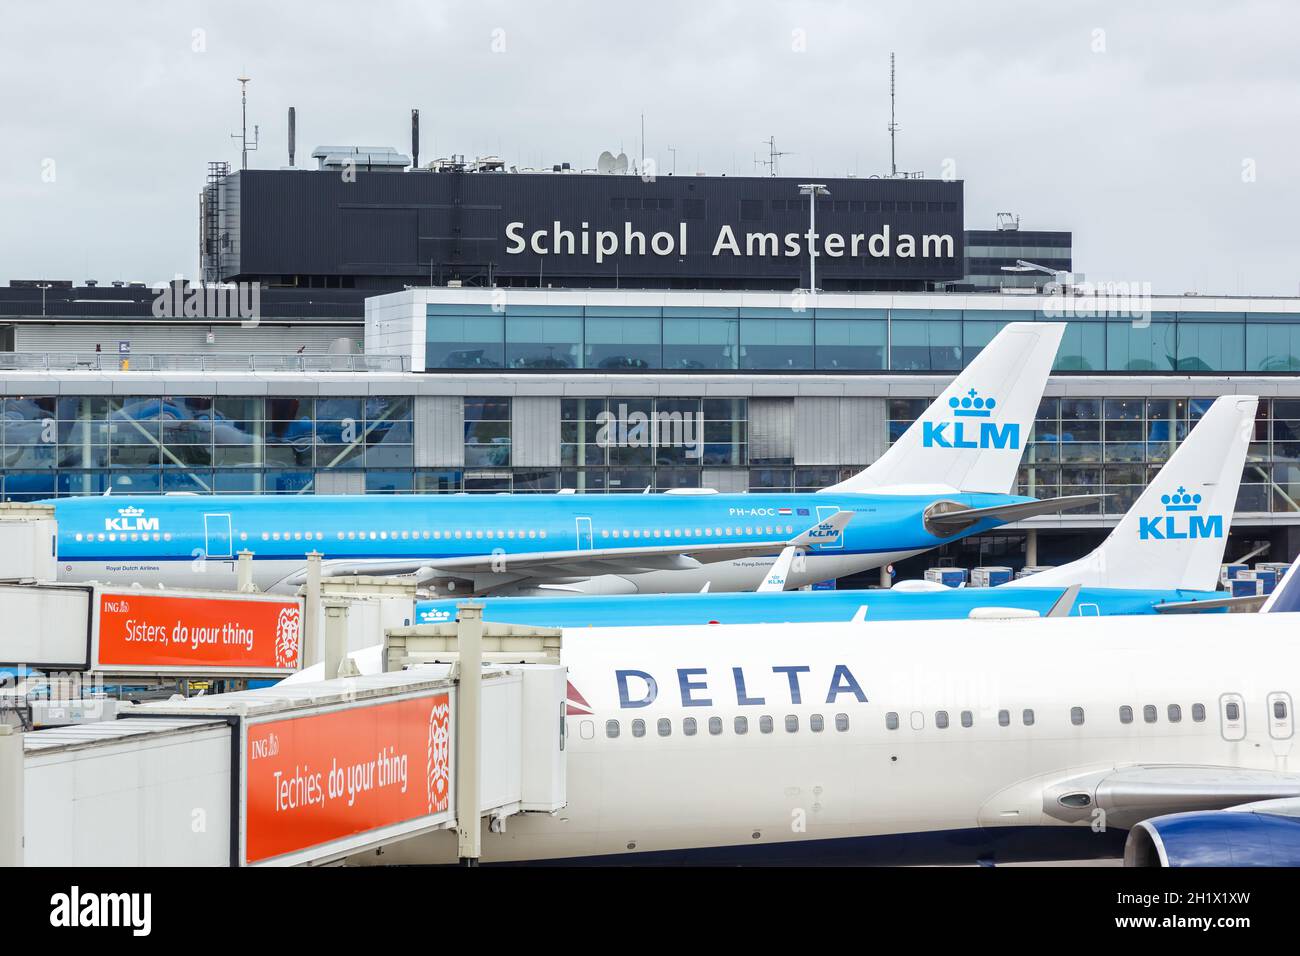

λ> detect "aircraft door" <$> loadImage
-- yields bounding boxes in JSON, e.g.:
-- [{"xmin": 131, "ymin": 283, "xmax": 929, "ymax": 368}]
[
  {"xmin": 575, "ymin": 516, "xmax": 593, "ymax": 550},
  {"xmin": 1267, "ymin": 692, "xmax": 1294, "ymax": 740},
  {"xmin": 814, "ymin": 504, "xmax": 845, "ymax": 551},
  {"xmin": 204, "ymin": 512, "xmax": 233, "ymax": 558},
  {"xmin": 1219, "ymin": 693, "xmax": 1246, "ymax": 742}
]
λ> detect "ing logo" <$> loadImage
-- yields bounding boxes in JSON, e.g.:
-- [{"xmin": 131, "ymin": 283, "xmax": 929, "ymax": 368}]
[
  {"xmin": 1138, "ymin": 486, "xmax": 1223, "ymax": 540},
  {"xmin": 921, "ymin": 389, "xmax": 1020, "ymax": 450}
]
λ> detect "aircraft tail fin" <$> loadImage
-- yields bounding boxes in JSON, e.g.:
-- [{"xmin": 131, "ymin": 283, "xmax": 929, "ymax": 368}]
[
  {"xmin": 821, "ymin": 322, "xmax": 1064, "ymax": 495},
  {"xmin": 1261, "ymin": 559, "xmax": 1300, "ymax": 613},
  {"xmin": 1010, "ymin": 395, "xmax": 1257, "ymax": 592}
]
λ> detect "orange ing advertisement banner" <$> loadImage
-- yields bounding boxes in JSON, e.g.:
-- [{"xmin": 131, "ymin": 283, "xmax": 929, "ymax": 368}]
[
  {"xmin": 96, "ymin": 591, "xmax": 302, "ymax": 671},
  {"xmin": 244, "ymin": 694, "xmax": 453, "ymax": 864}
]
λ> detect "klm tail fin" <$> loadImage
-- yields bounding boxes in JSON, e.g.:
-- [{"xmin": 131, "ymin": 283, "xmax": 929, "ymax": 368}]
[
  {"xmin": 821, "ymin": 322, "xmax": 1065, "ymax": 495},
  {"xmin": 1261, "ymin": 560, "xmax": 1300, "ymax": 613},
  {"xmin": 1009, "ymin": 395, "xmax": 1257, "ymax": 593}
]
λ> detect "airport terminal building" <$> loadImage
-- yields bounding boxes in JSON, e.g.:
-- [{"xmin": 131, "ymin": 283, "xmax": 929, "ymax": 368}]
[{"xmin": 3, "ymin": 159, "xmax": 1299, "ymax": 576}]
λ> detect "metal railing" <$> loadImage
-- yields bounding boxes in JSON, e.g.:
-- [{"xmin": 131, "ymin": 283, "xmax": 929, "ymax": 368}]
[{"xmin": 0, "ymin": 352, "xmax": 410, "ymax": 372}]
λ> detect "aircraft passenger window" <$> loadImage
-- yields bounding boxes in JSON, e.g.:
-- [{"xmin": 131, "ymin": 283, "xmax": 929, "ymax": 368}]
[
  {"xmin": 1226, "ymin": 702, "xmax": 1241, "ymax": 721},
  {"xmin": 1070, "ymin": 707, "xmax": 1084, "ymax": 726},
  {"xmin": 935, "ymin": 711, "xmax": 949, "ymax": 729},
  {"xmin": 683, "ymin": 717, "xmax": 697, "ymax": 736},
  {"xmin": 960, "ymin": 711, "xmax": 973, "ymax": 728},
  {"xmin": 485, "ymin": 530, "xmax": 494, "ymax": 539},
  {"xmin": 605, "ymin": 720, "xmax": 620, "ymax": 739},
  {"xmin": 632, "ymin": 530, "xmax": 641, "ymax": 538},
  {"xmin": 885, "ymin": 712, "xmax": 899, "ymax": 730},
  {"xmin": 1120, "ymin": 706, "xmax": 1134, "ymax": 724},
  {"xmin": 1143, "ymin": 705, "xmax": 1157, "ymax": 723},
  {"xmin": 539, "ymin": 531, "xmax": 547, "ymax": 538},
  {"xmin": 601, "ymin": 530, "xmax": 609, "ymax": 538},
  {"xmin": 760, "ymin": 715, "xmax": 774, "ymax": 734},
  {"xmin": 708, "ymin": 716, "xmax": 723, "ymax": 735},
  {"xmin": 835, "ymin": 713, "xmax": 849, "ymax": 732},
  {"xmin": 785, "ymin": 715, "xmax": 799, "ymax": 733},
  {"xmin": 734, "ymin": 716, "xmax": 748, "ymax": 735},
  {"xmin": 1168, "ymin": 704, "xmax": 1182, "ymax": 723},
  {"xmin": 1276, "ymin": 701, "xmax": 1289, "ymax": 720},
  {"xmin": 810, "ymin": 714, "xmax": 824, "ymax": 733},
  {"xmin": 657, "ymin": 718, "xmax": 672, "ymax": 737},
  {"xmin": 1192, "ymin": 703, "xmax": 1207, "ymax": 722},
  {"xmin": 1022, "ymin": 709, "xmax": 1035, "ymax": 726},
  {"xmin": 631, "ymin": 719, "xmax": 645, "ymax": 738},
  {"xmin": 998, "ymin": 710, "xmax": 1010, "ymax": 727},
  {"xmin": 336, "ymin": 532, "xmax": 344, "ymax": 540}
]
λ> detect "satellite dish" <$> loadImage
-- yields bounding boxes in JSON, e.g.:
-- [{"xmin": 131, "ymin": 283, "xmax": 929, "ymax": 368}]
[
  {"xmin": 613, "ymin": 151, "xmax": 629, "ymax": 174},
  {"xmin": 597, "ymin": 150, "xmax": 615, "ymax": 174}
]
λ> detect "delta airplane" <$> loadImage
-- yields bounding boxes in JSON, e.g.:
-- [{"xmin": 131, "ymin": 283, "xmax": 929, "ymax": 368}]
[
  {"xmin": 47, "ymin": 322, "xmax": 1093, "ymax": 596},
  {"xmin": 411, "ymin": 395, "xmax": 1259, "ymax": 627},
  {"xmin": 294, "ymin": 559, "xmax": 1300, "ymax": 867}
]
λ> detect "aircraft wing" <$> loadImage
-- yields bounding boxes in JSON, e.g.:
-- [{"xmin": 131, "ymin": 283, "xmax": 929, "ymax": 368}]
[
  {"xmin": 924, "ymin": 494, "xmax": 1102, "ymax": 536},
  {"xmin": 1153, "ymin": 593, "xmax": 1267, "ymax": 613},
  {"xmin": 283, "ymin": 511, "xmax": 854, "ymax": 585}
]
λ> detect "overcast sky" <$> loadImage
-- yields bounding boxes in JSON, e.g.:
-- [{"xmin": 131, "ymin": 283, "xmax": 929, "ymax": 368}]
[{"xmin": 1, "ymin": 0, "xmax": 1296, "ymax": 294}]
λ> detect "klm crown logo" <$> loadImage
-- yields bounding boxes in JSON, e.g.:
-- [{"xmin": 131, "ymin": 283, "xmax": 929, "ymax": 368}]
[
  {"xmin": 1138, "ymin": 486, "xmax": 1223, "ymax": 540},
  {"xmin": 950, "ymin": 389, "xmax": 996, "ymax": 418},
  {"xmin": 921, "ymin": 389, "xmax": 1020, "ymax": 450}
]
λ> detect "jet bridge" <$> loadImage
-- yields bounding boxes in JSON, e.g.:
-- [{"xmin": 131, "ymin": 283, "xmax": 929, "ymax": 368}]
[{"xmin": 1, "ymin": 609, "xmax": 566, "ymax": 866}]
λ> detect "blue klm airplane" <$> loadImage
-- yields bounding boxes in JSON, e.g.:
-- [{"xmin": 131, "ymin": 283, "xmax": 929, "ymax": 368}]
[
  {"xmin": 411, "ymin": 395, "xmax": 1260, "ymax": 624},
  {"xmin": 47, "ymin": 322, "xmax": 1094, "ymax": 596}
]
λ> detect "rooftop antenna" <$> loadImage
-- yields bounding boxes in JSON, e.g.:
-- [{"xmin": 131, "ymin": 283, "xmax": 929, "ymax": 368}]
[
  {"xmin": 888, "ymin": 53, "xmax": 898, "ymax": 177},
  {"xmin": 287, "ymin": 106, "xmax": 296, "ymax": 167},
  {"xmin": 758, "ymin": 136, "xmax": 792, "ymax": 177},
  {"xmin": 411, "ymin": 109, "xmax": 420, "ymax": 169},
  {"xmin": 231, "ymin": 75, "xmax": 259, "ymax": 170}
]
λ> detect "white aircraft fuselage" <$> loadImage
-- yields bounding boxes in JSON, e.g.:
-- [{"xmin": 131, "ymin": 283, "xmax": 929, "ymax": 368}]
[{"xmin": 351, "ymin": 613, "xmax": 1300, "ymax": 865}]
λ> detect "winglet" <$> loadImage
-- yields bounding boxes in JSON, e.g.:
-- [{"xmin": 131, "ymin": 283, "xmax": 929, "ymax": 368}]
[
  {"xmin": 1046, "ymin": 583, "xmax": 1081, "ymax": 617},
  {"xmin": 789, "ymin": 510, "xmax": 854, "ymax": 549},
  {"xmin": 758, "ymin": 545, "xmax": 802, "ymax": 593}
]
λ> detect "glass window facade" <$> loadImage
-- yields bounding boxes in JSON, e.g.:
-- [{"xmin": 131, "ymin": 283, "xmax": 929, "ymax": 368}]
[
  {"xmin": 7, "ymin": 389, "xmax": 1298, "ymax": 517},
  {"xmin": 2, "ymin": 395, "xmax": 412, "ymax": 500},
  {"xmin": 428, "ymin": 303, "xmax": 1300, "ymax": 373}
]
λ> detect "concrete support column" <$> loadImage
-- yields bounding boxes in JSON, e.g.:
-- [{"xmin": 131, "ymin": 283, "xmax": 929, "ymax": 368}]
[
  {"xmin": 1026, "ymin": 529, "xmax": 1039, "ymax": 567},
  {"xmin": 322, "ymin": 598, "xmax": 350, "ymax": 681},
  {"xmin": 236, "ymin": 549, "xmax": 255, "ymax": 592},
  {"xmin": 303, "ymin": 551, "xmax": 322, "ymax": 666},
  {"xmin": 456, "ymin": 601, "xmax": 483, "ymax": 866},
  {"xmin": 0, "ymin": 725, "xmax": 22, "ymax": 867}
]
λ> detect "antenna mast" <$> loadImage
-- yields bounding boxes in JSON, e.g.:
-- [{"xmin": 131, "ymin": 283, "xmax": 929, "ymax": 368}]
[
  {"xmin": 888, "ymin": 53, "xmax": 898, "ymax": 178},
  {"xmin": 232, "ymin": 75, "xmax": 260, "ymax": 171},
  {"xmin": 758, "ymin": 136, "xmax": 791, "ymax": 177}
]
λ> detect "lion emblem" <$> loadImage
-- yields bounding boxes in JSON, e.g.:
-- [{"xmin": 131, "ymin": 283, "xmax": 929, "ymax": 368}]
[
  {"xmin": 427, "ymin": 698, "xmax": 451, "ymax": 814},
  {"xmin": 274, "ymin": 606, "xmax": 302, "ymax": 668}
]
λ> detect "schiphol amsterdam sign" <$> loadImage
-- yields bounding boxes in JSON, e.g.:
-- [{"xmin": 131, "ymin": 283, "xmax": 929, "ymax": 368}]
[{"xmin": 504, "ymin": 220, "xmax": 957, "ymax": 264}]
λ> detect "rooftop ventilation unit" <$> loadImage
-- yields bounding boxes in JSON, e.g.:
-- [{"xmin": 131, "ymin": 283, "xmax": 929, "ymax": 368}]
[{"xmin": 311, "ymin": 145, "xmax": 411, "ymax": 173}]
